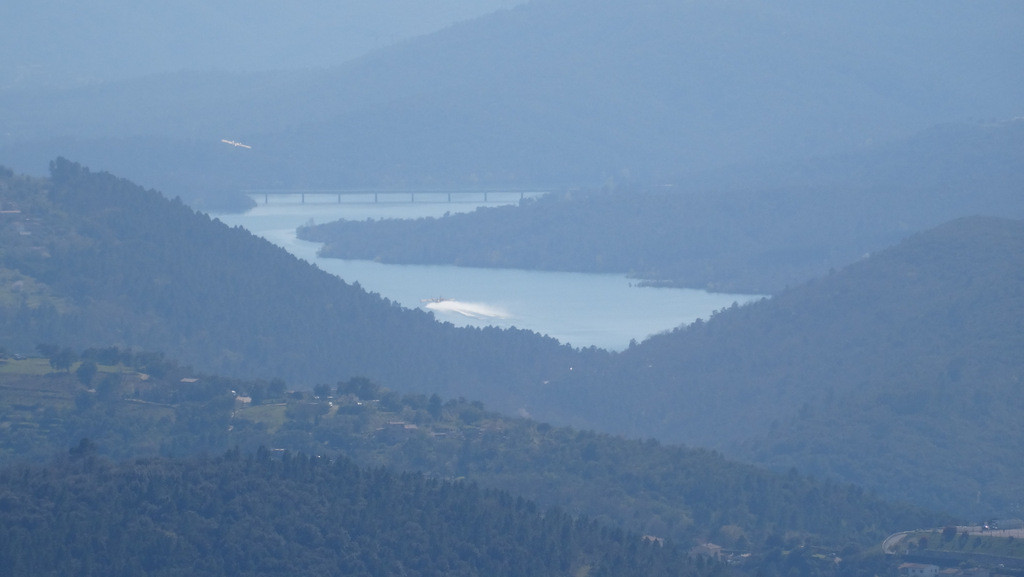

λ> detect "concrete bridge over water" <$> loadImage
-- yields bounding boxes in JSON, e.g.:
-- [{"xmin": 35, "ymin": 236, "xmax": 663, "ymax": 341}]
[{"xmin": 243, "ymin": 189, "xmax": 548, "ymax": 205}]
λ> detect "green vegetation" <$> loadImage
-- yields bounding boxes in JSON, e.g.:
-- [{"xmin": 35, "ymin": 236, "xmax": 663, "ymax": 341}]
[
  {"xmin": 904, "ymin": 528, "xmax": 1024, "ymax": 560},
  {"xmin": 519, "ymin": 216, "xmax": 1024, "ymax": 519},
  {"xmin": 0, "ymin": 449, "xmax": 705, "ymax": 577},
  {"xmin": 0, "ymin": 355, "xmax": 947, "ymax": 560},
  {"xmin": 0, "ymin": 356, "xmax": 54, "ymax": 376},
  {"xmin": 1, "ymin": 160, "xmax": 1018, "ymax": 526},
  {"xmin": 238, "ymin": 403, "xmax": 289, "ymax": 433}
]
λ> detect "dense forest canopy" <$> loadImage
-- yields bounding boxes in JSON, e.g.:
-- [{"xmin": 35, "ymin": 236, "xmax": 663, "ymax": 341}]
[
  {"xmin": 0, "ymin": 449, "xmax": 703, "ymax": 577},
  {"xmin": 0, "ymin": 355, "xmax": 947, "ymax": 558}
]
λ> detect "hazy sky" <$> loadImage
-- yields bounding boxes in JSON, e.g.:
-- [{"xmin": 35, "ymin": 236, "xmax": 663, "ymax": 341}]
[{"xmin": 0, "ymin": 0, "xmax": 526, "ymax": 89}]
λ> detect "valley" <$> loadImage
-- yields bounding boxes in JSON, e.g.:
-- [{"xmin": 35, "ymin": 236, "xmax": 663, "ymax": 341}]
[{"xmin": 1, "ymin": 1, "xmax": 1021, "ymax": 575}]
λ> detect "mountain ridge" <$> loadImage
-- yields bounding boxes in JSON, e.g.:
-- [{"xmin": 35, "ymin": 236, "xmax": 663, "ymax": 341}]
[
  {"xmin": 533, "ymin": 215, "xmax": 1024, "ymax": 517},
  {"xmin": 2, "ymin": 0, "xmax": 1020, "ymax": 203}
]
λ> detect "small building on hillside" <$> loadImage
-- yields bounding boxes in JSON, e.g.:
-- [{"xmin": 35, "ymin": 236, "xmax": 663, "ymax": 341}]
[
  {"xmin": 899, "ymin": 563, "xmax": 940, "ymax": 577},
  {"xmin": 690, "ymin": 543, "xmax": 723, "ymax": 561}
]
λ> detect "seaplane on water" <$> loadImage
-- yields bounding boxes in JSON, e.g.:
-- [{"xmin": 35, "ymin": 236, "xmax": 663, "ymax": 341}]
[{"xmin": 221, "ymin": 139, "xmax": 252, "ymax": 149}]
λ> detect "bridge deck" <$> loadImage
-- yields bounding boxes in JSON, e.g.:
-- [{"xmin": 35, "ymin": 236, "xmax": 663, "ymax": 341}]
[{"xmin": 243, "ymin": 190, "xmax": 547, "ymax": 205}]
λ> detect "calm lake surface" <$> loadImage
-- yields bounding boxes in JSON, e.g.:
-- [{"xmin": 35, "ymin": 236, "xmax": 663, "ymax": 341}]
[{"xmin": 214, "ymin": 193, "xmax": 762, "ymax": 351}]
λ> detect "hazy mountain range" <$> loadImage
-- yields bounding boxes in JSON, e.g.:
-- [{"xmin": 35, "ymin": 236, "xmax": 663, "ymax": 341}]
[{"xmin": 2, "ymin": 0, "xmax": 1020, "ymax": 208}]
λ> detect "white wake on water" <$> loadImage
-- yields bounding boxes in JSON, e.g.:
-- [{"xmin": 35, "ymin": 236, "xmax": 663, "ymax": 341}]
[{"xmin": 424, "ymin": 299, "xmax": 511, "ymax": 320}]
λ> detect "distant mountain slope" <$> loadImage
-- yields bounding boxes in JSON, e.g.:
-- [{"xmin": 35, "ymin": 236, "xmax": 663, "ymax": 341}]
[
  {"xmin": 0, "ymin": 160, "xmax": 589, "ymax": 404},
  {"xmin": 2, "ymin": 0, "xmax": 1020, "ymax": 202},
  {"xmin": 533, "ymin": 216, "xmax": 1024, "ymax": 517},
  {"xmin": 300, "ymin": 120, "xmax": 1024, "ymax": 293}
]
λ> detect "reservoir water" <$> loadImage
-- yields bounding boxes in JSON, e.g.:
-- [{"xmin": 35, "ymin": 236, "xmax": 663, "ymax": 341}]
[{"xmin": 214, "ymin": 193, "xmax": 761, "ymax": 351}]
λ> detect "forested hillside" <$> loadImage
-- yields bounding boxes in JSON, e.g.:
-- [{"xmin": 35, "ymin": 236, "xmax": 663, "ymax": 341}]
[
  {"xmin": 531, "ymin": 216, "xmax": 1024, "ymax": 518},
  {"xmin": 1, "ymin": 162, "xmax": 1018, "ymax": 520},
  {"xmin": 300, "ymin": 119, "xmax": 1024, "ymax": 293},
  {"xmin": 1, "ymin": 3, "xmax": 1019, "ymax": 572},
  {"xmin": 0, "ymin": 160, "xmax": 589, "ymax": 401},
  {"xmin": 0, "ymin": 357, "xmax": 945, "ymax": 557},
  {"xmin": 0, "ymin": 450, "xmax": 700, "ymax": 577}
]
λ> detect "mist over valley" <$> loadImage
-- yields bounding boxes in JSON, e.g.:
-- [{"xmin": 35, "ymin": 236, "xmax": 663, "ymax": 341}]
[{"xmin": 1, "ymin": 2, "xmax": 1022, "ymax": 575}]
